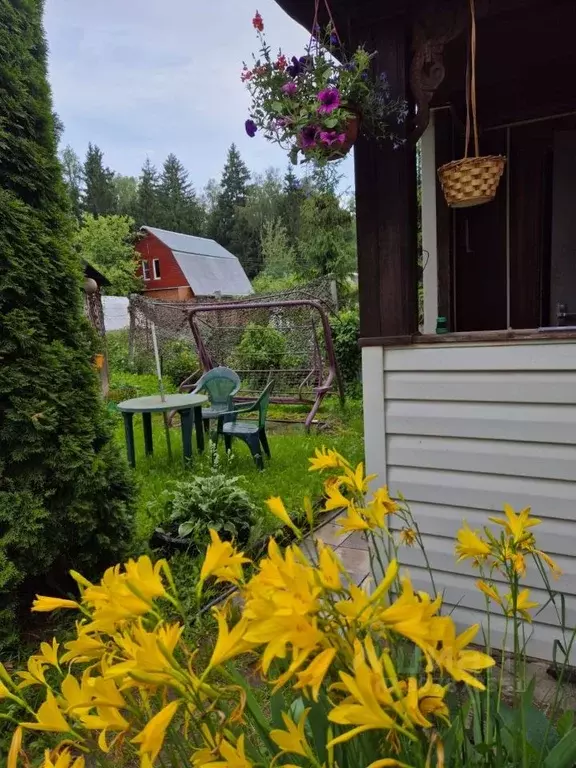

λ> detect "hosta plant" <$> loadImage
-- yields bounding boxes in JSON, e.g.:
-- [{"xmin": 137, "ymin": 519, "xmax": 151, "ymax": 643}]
[
  {"xmin": 243, "ymin": 11, "xmax": 408, "ymax": 165},
  {"xmin": 4, "ymin": 450, "xmax": 576, "ymax": 768}
]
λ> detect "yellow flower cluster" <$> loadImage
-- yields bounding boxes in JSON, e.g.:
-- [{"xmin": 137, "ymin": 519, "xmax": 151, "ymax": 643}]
[{"xmin": 3, "ymin": 450, "xmax": 501, "ymax": 768}]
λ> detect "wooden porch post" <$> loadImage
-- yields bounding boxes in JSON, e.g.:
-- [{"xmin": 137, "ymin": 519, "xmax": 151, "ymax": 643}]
[{"xmin": 352, "ymin": 15, "xmax": 418, "ymax": 341}]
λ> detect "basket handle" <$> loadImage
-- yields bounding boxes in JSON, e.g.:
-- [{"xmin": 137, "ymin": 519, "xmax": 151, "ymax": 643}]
[{"xmin": 464, "ymin": 0, "xmax": 480, "ymax": 158}]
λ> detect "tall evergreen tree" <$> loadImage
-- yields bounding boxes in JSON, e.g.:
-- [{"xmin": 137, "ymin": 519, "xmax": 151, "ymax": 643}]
[
  {"xmin": 135, "ymin": 157, "xmax": 159, "ymax": 227},
  {"xmin": 0, "ymin": 0, "xmax": 134, "ymax": 645},
  {"xmin": 113, "ymin": 174, "xmax": 138, "ymax": 218},
  {"xmin": 157, "ymin": 153, "xmax": 203, "ymax": 234},
  {"xmin": 60, "ymin": 144, "xmax": 83, "ymax": 219},
  {"xmin": 83, "ymin": 143, "xmax": 117, "ymax": 215}
]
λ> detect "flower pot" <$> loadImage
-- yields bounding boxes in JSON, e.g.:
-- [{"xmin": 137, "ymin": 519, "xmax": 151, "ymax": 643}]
[
  {"xmin": 325, "ymin": 114, "xmax": 360, "ymax": 161},
  {"xmin": 437, "ymin": 155, "xmax": 506, "ymax": 208}
]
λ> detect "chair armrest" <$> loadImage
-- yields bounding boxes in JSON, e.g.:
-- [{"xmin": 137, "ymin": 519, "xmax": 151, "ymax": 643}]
[{"xmin": 213, "ymin": 400, "xmax": 258, "ymax": 421}]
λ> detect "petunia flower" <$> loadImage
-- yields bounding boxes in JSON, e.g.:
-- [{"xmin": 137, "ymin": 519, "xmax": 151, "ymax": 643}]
[
  {"xmin": 286, "ymin": 55, "xmax": 303, "ymax": 77},
  {"xmin": 317, "ymin": 87, "xmax": 341, "ymax": 114},
  {"xmin": 319, "ymin": 130, "xmax": 346, "ymax": 146},
  {"xmin": 281, "ymin": 81, "xmax": 297, "ymax": 96},
  {"xmin": 245, "ymin": 119, "xmax": 257, "ymax": 138},
  {"xmin": 298, "ymin": 125, "xmax": 319, "ymax": 149}
]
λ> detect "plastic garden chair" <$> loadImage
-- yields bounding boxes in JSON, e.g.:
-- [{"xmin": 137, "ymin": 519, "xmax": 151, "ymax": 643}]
[
  {"xmin": 191, "ymin": 367, "xmax": 241, "ymax": 435},
  {"xmin": 216, "ymin": 381, "xmax": 274, "ymax": 470}
]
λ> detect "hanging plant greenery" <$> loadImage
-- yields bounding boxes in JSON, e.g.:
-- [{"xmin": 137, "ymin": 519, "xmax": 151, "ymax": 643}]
[{"xmin": 242, "ymin": 10, "xmax": 408, "ymax": 166}]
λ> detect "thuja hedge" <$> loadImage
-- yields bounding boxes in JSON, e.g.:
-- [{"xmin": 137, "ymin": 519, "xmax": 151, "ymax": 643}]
[{"xmin": 0, "ymin": 0, "xmax": 134, "ymax": 646}]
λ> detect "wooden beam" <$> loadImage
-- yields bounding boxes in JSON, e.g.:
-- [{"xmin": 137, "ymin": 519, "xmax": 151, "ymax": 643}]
[
  {"xmin": 352, "ymin": 15, "xmax": 419, "ymax": 339},
  {"xmin": 434, "ymin": 108, "xmax": 454, "ymax": 329}
]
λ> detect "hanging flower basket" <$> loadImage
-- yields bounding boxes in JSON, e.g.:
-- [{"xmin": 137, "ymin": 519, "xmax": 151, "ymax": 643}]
[
  {"xmin": 242, "ymin": 9, "xmax": 407, "ymax": 166},
  {"xmin": 438, "ymin": 155, "xmax": 506, "ymax": 208},
  {"xmin": 437, "ymin": 0, "xmax": 506, "ymax": 208}
]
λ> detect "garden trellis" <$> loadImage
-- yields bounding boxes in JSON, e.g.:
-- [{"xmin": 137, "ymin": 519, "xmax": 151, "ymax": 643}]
[{"xmin": 128, "ymin": 278, "xmax": 344, "ymax": 430}]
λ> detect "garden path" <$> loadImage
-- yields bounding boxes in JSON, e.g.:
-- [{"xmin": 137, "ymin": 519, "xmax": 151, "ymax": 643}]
[{"xmin": 303, "ymin": 512, "xmax": 371, "ymax": 586}]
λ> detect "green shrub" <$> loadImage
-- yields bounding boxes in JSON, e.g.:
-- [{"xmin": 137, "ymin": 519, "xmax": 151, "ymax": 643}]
[
  {"xmin": 157, "ymin": 473, "xmax": 259, "ymax": 552},
  {"xmin": 235, "ymin": 322, "xmax": 287, "ymax": 371},
  {"xmin": 161, "ymin": 338, "xmax": 199, "ymax": 388},
  {"xmin": 105, "ymin": 329, "xmax": 131, "ymax": 373},
  {"xmin": 0, "ymin": 0, "xmax": 134, "ymax": 647},
  {"xmin": 331, "ymin": 309, "xmax": 360, "ymax": 389}
]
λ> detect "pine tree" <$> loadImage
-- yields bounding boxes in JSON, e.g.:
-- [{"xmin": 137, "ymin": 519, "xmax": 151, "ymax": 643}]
[
  {"xmin": 135, "ymin": 157, "xmax": 159, "ymax": 227},
  {"xmin": 83, "ymin": 143, "xmax": 117, "ymax": 215},
  {"xmin": 0, "ymin": 0, "xmax": 134, "ymax": 646},
  {"xmin": 157, "ymin": 154, "xmax": 204, "ymax": 234},
  {"xmin": 281, "ymin": 164, "xmax": 304, "ymax": 248},
  {"xmin": 61, "ymin": 144, "xmax": 83, "ymax": 219}
]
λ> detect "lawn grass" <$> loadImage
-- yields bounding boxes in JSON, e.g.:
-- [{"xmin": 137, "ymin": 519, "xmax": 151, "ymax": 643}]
[{"xmin": 110, "ymin": 390, "xmax": 364, "ymax": 550}]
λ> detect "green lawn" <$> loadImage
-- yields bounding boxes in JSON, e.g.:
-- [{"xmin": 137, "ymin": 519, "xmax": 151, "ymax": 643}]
[{"xmin": 110, "ymin": 391, "xmax": 364, "ymax": 551}]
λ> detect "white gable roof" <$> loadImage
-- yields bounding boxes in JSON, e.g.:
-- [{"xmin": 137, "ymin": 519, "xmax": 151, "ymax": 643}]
[{"xmin": 142, "ymin": 226, "xmax": 253, "ymax": 297}]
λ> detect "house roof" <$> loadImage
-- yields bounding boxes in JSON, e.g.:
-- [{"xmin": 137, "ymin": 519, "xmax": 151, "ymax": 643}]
[
  {"xmin": 141, "ymin": 226, "xmax": 253, "ymax": 297},
  {"xmin": 84, "ymin": 261, "xmax": 110, "ymax": 287}
]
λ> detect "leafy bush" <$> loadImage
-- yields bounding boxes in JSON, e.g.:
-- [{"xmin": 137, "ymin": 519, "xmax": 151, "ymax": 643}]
[
  {"xmin": 235, "ymin": 322, "xmax": 287, "ymax": 371},
  {"xmin": 331, "ymin": 308, "xmax": 360, "ymax": 389},
  {"xmin": 157, "ymin": 473, "xmax": 258, "ymax": 551},
  {"xmin": 161, "ymin": 338, "xmax": 199, "ymax": 388},
  {"xmin": 105, "ymin": 329, "xmax": 131, "ymax": 372},
  {"xmin": 0, "ymin": 0, "xmax": 134, "ymax": 647}
]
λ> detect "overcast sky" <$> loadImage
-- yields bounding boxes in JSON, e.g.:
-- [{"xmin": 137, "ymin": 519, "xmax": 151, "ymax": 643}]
[{"xmin": 44, "ymin": 0, "xmax": 354, "ymax": 191}]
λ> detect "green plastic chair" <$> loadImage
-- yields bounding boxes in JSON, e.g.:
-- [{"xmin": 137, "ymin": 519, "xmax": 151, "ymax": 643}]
[
  {"xmin": 191, "ymin": 367, "xmax": 241, "ymax": 433},
  {"xmin": 217, "ymin": 381, "xmax": 274, "ymax": 470}
]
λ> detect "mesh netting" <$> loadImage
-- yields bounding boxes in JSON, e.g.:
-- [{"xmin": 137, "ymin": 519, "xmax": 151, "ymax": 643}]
[{"xmin": 128, "ymin": 278, "xmax": 342, "ymax": 426}]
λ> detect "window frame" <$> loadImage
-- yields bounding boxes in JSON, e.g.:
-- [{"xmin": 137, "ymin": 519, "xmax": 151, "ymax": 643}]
[
  {"xmin": 153, "ymin": 258, "xmax": 161, "ymax": 280},
  {"xmin": 142, "ymin": 260, "xmax": 151, "ymax": 281}
]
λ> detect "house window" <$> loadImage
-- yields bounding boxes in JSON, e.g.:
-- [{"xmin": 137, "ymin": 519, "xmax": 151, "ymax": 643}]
[
  {"xmin": 153, "ymin": 259, "xmax": 161, "ymax": 280},
  {"xmin": 142, "ymin": 261, "xmax": 151, "ymax": 281}
]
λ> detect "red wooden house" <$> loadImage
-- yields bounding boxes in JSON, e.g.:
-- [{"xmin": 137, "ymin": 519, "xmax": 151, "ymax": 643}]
[{"xmin": 135, "ymin": 226, "xmax": 253, "ymax": 301}]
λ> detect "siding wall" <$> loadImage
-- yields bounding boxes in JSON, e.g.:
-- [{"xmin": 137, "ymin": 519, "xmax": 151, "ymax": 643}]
[
  {"xmin": 136, "ymin": 233, "xmax": 190, "ymax": 293},
  {"xmin": 367, "ymin": 340, "xmax": 576, "ymax": 663}
]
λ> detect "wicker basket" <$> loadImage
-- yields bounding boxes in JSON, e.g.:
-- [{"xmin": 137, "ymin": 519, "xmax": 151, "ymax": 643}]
[{"xmin": 437, "ymin": 155, "xmax": 506, "ymax": 208}]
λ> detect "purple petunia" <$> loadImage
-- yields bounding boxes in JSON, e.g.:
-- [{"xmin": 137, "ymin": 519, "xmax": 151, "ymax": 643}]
[
  {"xmin": 245, "ymin": 119, "xmax": 257, "ymax": 138},
  {"xmin": 317, "ymin": 88, "xmax": 341, "ymax": 114},
  {"xmin": 299, "ymin": 125, "xmax": 319, "ymax": 149},
  {"xmin": 319, "ymin": 130, "xmax": 346, "ymax": 147},
  {"xmin": 281, "ymin": 81, "xmax": 297, "ymax": 96},
  {"xmin": 286, "ymin": 56, "xmax": 303, "ymax": 77}
]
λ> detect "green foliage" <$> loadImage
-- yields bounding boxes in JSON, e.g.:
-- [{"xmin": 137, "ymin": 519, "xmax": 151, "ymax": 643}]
[
  {"xmin": 75, "ymin": 213, "xmax": 141, "ymax": 296},
  {"xmin": 235, "ymin": 322, "xmax": 287, "ymax": 371},
  {"xmin": 105, "ymin": 329, "xmax": 131, "ymax": 372},
  {"xmin": 252, "ymin": 272, "xmax": 301, "ymax": 295},
  {"xmin": 157, "ymin": 471, "xmax": 258, "ymax": 551},
  {"xmin": 83, "ymin": 143, "xmax": 117, "ymax": 216},
  {"xmin": 0, "ymin": 0, "xmax": 134, "ymax": 648},
  {"xmin": 297, "ymin": 192, "xmax": 356, "ymax": 281},
  {"xmin": 113, "ymin": 174, "xmax": 138, "ymax": 218},
  {"xmin": 134, "ymin": 157, "xmax": 159, "ymax": 227},
  {"xmin": 331, "ymin": 309, "xmax": 360, "ymax": 388},
  {"xmin": 60, "ymin": 144, "xmax": 83, "ymax": 219},
  {"xmin": 156, "ymin": 153, "xmax": 204, "ymax": 235},
  {"xmin": 259, "ymin": 217, "xmax": 295, "ymax": 279},
  {"xmin": 161, "ymin": 339, "xmax": 199, "ymax": 388}
]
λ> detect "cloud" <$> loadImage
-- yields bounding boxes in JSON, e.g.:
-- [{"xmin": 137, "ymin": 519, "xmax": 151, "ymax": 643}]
[{"xmin": 42, "ymin": 0, "xmax": 358, "ymax": 189}]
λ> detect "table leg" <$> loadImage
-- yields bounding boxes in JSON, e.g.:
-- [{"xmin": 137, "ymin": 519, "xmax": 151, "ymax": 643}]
[
  {"xmin": 194, "ymin": 406, "xmax": 205, "ymax": 453},
  {"xmin": 142, "ymin": 412, "xmax": 153, "ymax": 456},
  {"xmin": 179, "ymin": 408, "xmax": 193, "ymax": 463},
  {"xmin": 122, "ymin": 412, "xmax": 136, "ymax": 468}
]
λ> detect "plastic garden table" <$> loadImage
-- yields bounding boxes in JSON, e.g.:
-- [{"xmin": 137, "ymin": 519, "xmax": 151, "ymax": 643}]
[{"xmin": 117, "ymin": 394, "xmax": 208, "ymax": 468}]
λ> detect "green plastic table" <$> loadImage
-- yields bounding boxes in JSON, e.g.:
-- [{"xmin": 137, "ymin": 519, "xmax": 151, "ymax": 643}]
[{"xmin": 117, "ymin": 394, "xmax": 208, "ymax": 468}]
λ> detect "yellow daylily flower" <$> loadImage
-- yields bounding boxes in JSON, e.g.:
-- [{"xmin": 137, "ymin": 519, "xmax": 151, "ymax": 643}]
[
  {"xmin": 367, "ymin": 761, "xmax": 413, "ymax": 768},
  {"xmin": 61, "ymin": 626, "xmax": 107, "ymax": 664},
  {"xmin": 489, "ymin": 504, "xmax": 541, "ymax": 544},
  {"xmin": 293, "ymin": 647, "xmax": 336, "ymax": 701},
  {"xmin": 339, "ymin": 462, "xmax": 376, "ymax": 494},
  {"xmin": 31, "ymin": 596, "xmax": 79, "ymax": 613},
  {"xmin": 17, "ymin": 657, "xmax": 47, "ymax": 689},
  {"xmin": 131, "ymin": 700, "xmax": 180, "ymax": 763},
  {"xmin": 34, "ymin": 638, "xmax": 60, "ymax": 668},
  {"xmin": 208, "ymin": 610, "xmax": 255, "ymax": 669},
  {"xmin": 303, "ymin": 496, "xmax": 315, "ymax": 529},
  {"xmin": 80, "ymin": 706, "xmax": 130, "ymax": 752},
  {"xmin": 335, "ymin": 505, "xmax": 371, "ymax": 533},
  {"xmin": 105, "ymin": 621, "xmax": 183, "ymax": 684},
  {"xmin": 266, "ymin": 497, "xmax": 301, "ymax": 537},
  {"xmin": 199, "ymin": 529, "xmax": 250, "ymax": 589},
  {"xmin": 399, "ymin": 527, "xmax": 417, "ymax": 547},
  {"xmin": 8, "ymin": 726, "xmax": 22, "ymax": 768},
  {"xmin": 206, "ymin": 733, "xmax": 253, "ymax": 767},
  {"xmin": 124, "ymin": 555, "xmax": 168, "ymax": 602},
  {"xmin": 512, "ymin": 552, "xmax": 527, "ymax": 577},
  {"xmin": 42, "ymin": 749, "xmax": 85, "ymax": 768},
  {"xmin": 505, "ymin": 588, "xmax": 539, "ymax": 622},
  {"xmin": 476, "ymin": 580, "xmax": 503, "ymax": 607},
  {"xmin": 270, "ymin": 709, "xmax": 311, "ymax": 758},
  {"xmin": 316, "ymin": 542, "xmax": 343, "ymax": 591},
  {"xmin": 324, "ymin": 482, "xmax": 351, "ymax": 512},
  {"xmin": 22, "ymin": 690, "xmax": 71, "ymax": 732},
  {"xmin": 432, "ymin": 620, "xmax": 495, "ymax": 689},
  {"xmin": 455, "ymin": 523, "xmax": 491, "ymax": 563},
  {"xmin": 309, "ymin": 446, "xmax": 347, "ymax": 472}
]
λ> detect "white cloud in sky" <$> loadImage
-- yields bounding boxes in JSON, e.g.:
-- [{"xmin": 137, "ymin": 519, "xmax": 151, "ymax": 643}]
[{"xmin": 44, "ymin": 0, "xmax": 354, "ymax": 190}]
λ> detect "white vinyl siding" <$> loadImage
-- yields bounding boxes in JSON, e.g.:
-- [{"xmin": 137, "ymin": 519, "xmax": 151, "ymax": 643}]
[{"xmin": 366, "ymin": 339, "xmax": 576, "ymax": 663}]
